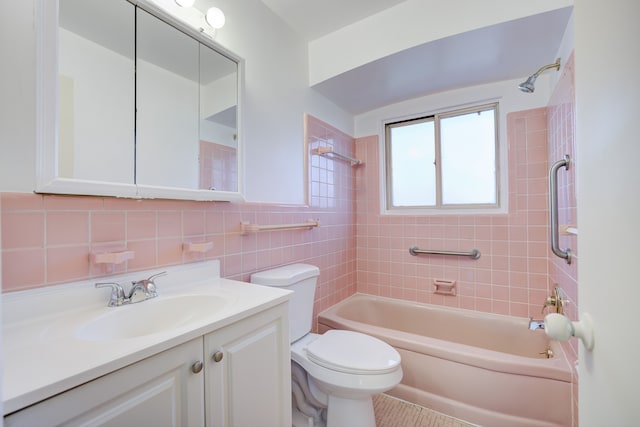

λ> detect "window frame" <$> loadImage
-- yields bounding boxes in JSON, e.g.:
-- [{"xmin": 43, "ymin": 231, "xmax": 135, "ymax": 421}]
[{"xmin": 383, "ymin": 102, "xmax": 501, "ymax": 214}]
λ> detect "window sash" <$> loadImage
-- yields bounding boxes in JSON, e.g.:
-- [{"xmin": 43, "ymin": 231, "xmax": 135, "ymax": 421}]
[{"xmin": 385, "ymin": 103, "xmax": 499, "ymax": 211}]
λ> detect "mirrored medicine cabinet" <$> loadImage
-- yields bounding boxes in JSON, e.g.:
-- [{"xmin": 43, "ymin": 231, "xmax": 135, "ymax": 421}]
[{"xmin": 36, "ymin": 0, "xmax": 243, "ymax": 201}]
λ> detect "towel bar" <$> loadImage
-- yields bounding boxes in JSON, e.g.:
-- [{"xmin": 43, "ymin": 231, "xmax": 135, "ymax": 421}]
[
  {"xmin": 241, "ymin": 220, "xmax": 320, "ymax": 234},
  {"xmin": 311, "ymin": 146, "xmax": 362, "ymax": 166}
]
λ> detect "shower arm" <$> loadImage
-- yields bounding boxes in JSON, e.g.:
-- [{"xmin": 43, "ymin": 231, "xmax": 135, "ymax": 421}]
[{"xmin": 531, "ymin": 58, "xmax": 561, "ymax": 79}]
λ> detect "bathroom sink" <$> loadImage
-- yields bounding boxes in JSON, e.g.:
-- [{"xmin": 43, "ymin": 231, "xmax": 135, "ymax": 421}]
[{"xmin": 76, "ymin": 294, "xmax": 227, "ymax": 341}]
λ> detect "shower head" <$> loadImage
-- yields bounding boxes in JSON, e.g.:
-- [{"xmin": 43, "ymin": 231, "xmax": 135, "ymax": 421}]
[
  {"xmin": 518, "ymin": 58, "xmax": 561, "ymax": 93},
  {"xmin": 518, "ymin": 75, "xmax": 537, "ymax": 93}
]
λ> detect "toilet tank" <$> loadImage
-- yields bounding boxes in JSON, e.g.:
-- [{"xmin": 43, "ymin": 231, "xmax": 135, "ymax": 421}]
[{"xmin": 250, "ymin": 264, "xmax": 320, "ymax": 343}]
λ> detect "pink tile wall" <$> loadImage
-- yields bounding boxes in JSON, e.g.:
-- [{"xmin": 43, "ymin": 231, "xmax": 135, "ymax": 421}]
[
  {"xmin": 305, "ymin": 114, "xmax": 358, "ymax": 319},
  {"xmin": 354, "ymin": 109, "xmax": 553, "ymax": 318},
  {"xmin": 199, "ymin": 140, "xmax": 237, "ymax": 192},
  {"xmin": 352, "ymin": 56, "xmax": 578, "ymax": 426},
  {"xmin": 1, "ymin": 116, "xmax": 356, "ymax": 333},
  {"xmin": 547, "ymin": 51, "xmax": 578, "ymax": 426}
]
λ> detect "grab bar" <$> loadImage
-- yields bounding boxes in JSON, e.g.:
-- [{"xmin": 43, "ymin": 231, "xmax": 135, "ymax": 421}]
[
  {"xmin": 549, "ymin": 155, "xmax": 572, "ymax": 264},
  {"xmin": 409, "ymin": 246, "xmax": 481, "ymax": 260}
]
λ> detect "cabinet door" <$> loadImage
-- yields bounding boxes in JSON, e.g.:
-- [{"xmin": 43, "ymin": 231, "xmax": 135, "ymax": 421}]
[
  {"xmin": 5, "ymin": 339, "xmax": 205, "ymax": 427},
  {"xmin": 204, "ymin": 304, "xmax": 291, "ymax": 427}
]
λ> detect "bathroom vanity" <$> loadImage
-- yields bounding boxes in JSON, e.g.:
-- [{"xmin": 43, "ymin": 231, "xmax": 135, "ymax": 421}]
[{"xmin": 2, "ymin": 261, "xmax": 292, "ymax": 427}]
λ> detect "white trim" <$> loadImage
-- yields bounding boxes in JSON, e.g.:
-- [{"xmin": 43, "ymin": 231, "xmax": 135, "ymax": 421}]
[{"xmin": 34, "ymin": 0, "xmax": 59, "ymax": 193}]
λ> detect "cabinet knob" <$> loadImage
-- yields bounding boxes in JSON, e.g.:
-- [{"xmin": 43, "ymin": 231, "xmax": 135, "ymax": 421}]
[
  {"xmin": 191, "ymin": 360, "xmax": 204, "ymax": 374},
  {"xmin": 212, "ymin": 351, "xmax": 224, "ymax": 363}
]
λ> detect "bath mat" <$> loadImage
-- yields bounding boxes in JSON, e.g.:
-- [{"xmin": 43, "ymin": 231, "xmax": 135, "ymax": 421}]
[{"xmin": 373, "ymin": 394, "xmax": 476, "ymax": 427}]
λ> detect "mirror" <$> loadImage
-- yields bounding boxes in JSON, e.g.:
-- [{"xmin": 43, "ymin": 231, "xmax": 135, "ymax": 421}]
[
  {"xmin": 58, "ymin": 0, "xmax": 135, "ymax": 184},
  {"xmin": 198, "ymin": 40, "xmax": 239, "ymax": 192},
  {"xmin": 45, "ymin": 0, "xmax": 241, "ymax": 200},
  {"xmin": 135, "ymin": 7, "xmax": 200, "ymax": 189},
  {"xmin": 135, "ymin": 7, "xmax": 238, "ymax": 192}
]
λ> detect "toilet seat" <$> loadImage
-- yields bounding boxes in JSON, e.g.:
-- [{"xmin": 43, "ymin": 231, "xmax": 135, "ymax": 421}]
[
  {"xmin": 291, "ymin": 332, "xmax": 403, "ymax": 409},
  {"xmin": 305, "ymin": 330, "xmax": 401, "ymax": 375}
]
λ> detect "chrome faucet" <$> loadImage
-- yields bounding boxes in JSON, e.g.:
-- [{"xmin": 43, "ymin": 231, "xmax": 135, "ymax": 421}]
[
  {"xmin": 528, "ymin": 318, "xmax": 545, "ymax": 330},
  {"xmin": 95, "ymin": 282, "xmax": 127, "ymax": 307},
  {"xmin": 129, "ymin": 271, "xmax": 165, "ymax": 303},
  {"xmin": 95, "ymin": 271, "xmax": 166, "ymax": 307}
]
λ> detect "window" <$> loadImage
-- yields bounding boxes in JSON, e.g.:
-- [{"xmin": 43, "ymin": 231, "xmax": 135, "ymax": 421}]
[{"xmin": 385, "ymin": 103, "xmax": 498, "ymax": 211}]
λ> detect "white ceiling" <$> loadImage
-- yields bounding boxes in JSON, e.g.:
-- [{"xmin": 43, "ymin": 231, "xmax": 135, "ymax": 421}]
[
  {"xmin": 261, "ymin": 0, "xmax": 573, "ymax": 114},
  {"xmin": 260, "ymin": 0, "xmax": 409, "ymax": 41}
]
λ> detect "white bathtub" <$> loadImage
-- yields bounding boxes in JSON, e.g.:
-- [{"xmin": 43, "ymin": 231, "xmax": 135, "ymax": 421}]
[{"xmin": 317, "ymin": 294, "xmax": 572, "ymax": 427}]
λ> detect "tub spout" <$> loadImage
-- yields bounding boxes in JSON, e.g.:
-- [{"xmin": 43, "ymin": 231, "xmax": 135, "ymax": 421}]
[{"xmin": 529, "ymin": 318, "xmax": 545, "ymax": 330}]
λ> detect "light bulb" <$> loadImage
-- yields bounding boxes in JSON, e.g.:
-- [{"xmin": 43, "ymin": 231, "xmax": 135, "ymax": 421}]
[
  {"xmin": 175, "ymin": 0, "xmax": 195, "ymax": 7},
  {"xmin": 205, "ymin": 7, "xmax": 225, "ymax": 29}
]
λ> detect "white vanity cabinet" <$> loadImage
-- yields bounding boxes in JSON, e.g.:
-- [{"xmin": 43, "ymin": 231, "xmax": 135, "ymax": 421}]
[
  {"xmin": 205, "ymin": 303, "xmax": 291, "ymax": 427},
  {"xmin": 4, "ymin": 338, "xmax": 205, "ymax": 427},
  {"xmin": 5, "ymin": 304, "xmax": 291, "ymax": 427}
]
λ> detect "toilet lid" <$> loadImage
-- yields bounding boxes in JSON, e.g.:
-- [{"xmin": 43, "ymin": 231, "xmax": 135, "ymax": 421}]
[{"xmin": 306, "ymin": 330, "xmax": 401, "ymax": 375}]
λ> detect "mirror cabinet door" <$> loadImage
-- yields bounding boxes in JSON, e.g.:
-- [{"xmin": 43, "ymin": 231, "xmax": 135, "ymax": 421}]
[
  {"xmin": 135, "ymin": 7, "xmax": 200, "ymax": 190},
  {"xmin": 51, "ymin": 0, "xmax": 241, "ymax": 200},
  {"xmin": 58, "ymin": 0, "xmax": 135, "ymax": 184},
  {"xmin": 198, "ymin": 45, "xmax": 239, "ymax": 192}
]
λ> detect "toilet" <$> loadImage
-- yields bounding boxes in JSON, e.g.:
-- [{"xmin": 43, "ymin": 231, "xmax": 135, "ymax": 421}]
[{"xmin": 251, "ymin": 264, "xmax": 402, "ymax": 427}]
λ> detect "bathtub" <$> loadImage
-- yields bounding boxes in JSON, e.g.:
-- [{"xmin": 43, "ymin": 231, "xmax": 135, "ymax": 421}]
[{"xmin": 317, "ymin": 294, "xmax": 572, "ymax": 427}]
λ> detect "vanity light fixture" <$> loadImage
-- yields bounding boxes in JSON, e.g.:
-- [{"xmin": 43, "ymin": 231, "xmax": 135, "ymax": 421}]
[
  {"xmin": 173, "ymin": 0, "xmax": 226, "ymax": 32},
  {"xmin": 205, "ymin": 7, "xmax": 226, "ymax": 29}
]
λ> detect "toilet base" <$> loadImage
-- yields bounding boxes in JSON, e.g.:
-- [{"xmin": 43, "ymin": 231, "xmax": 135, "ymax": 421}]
[
  {"xmin": 326, "ymin": 395, "xmax": 375, "ymax": 427},
  {"xmin": 291, "ymin": 392, "xmax": 377, "ymax": 427},
  {"xmin": 292, "ymin": 405, "xmax": 325, "ymax": 427}
]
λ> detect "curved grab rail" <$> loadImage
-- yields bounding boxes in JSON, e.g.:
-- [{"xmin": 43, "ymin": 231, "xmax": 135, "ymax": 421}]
[{"xmin": 549, "ymin": 155, "xmax": 572, "ymax": 264}]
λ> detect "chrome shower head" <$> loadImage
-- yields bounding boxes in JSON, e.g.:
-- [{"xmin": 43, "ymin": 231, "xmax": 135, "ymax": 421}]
[
  {"xmin": 518, "ymin": 58, "xmax": 561, "ymax": 93},
  {"xmin": 518, "ymin": 75, "xmax": 537, "ymax": 93}
]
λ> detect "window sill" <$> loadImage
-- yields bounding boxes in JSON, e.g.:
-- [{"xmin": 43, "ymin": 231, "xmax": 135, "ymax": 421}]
[{"xmin": 381, "ymin": 205, "xmax": 508, "ymax": 216}]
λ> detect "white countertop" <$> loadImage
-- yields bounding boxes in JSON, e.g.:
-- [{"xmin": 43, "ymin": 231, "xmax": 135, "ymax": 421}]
[{"xmin": 2, "ymin": 261, "xmax": 291, "ymax": 415}]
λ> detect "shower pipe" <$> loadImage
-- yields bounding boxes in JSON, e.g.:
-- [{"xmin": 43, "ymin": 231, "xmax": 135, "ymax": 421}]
[
  {"xmin": 549, "ymin": 155, "xmax": 572, "ymax": 264},
  {"xmin": 409, "ymin": 246, "xmax": 481, "ymax": 260}
]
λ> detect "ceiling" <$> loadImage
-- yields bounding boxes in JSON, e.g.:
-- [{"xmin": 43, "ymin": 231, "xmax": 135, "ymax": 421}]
[
  {"xmin": 260, "ymin": 0, "xmax": 409, "ymax": 41},
  {"xmin": 261, "ymin": 0, "xmax": 573, "ymax": 114}
]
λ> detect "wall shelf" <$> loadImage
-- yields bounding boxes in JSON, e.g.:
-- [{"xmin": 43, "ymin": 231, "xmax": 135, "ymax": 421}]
[{"xmin": 560, "ymin": 225, "xmax": 578, "ymax": 235}]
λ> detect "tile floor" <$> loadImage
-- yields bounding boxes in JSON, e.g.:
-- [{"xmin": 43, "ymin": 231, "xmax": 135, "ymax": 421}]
[{"xmin": 373, "ymin": 394, "xmax": 476, "ymax": 427}]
